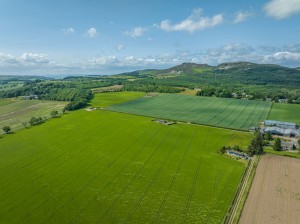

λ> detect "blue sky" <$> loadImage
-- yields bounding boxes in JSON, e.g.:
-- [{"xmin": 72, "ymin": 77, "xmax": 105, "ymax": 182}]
[{"xmin": 0, "ymin": 0, "xmax": 300, "ymax": 75}]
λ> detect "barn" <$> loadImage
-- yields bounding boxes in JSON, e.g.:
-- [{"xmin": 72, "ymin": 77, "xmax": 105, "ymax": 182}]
[{"xmin": 264, "ymin": 120, "xmax": 297, "ymax": 129}]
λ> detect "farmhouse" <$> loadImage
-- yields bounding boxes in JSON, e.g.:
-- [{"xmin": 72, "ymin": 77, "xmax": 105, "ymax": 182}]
[{"xmin": 264, "ymin": 120, "xmax": 296, "ymax": 129}]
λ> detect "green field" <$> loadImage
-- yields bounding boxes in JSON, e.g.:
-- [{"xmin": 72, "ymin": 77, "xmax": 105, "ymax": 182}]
[
  {"xmin": 0, "ymin": 94, "xmax": 250, "ymax": 223},
  {"xmin": 0, "ymin": 99, "xmax": 67, "ymax": 134},
  {"xmin": 92, "ymin": 92, "xmax": 145, "ymax": 107},
  {"xmin": 108, "ymin": 94, "xmax": 271, "ymax": 130},
  {"xmin": 268, "ymin": 103, "xmax": 300, "ymax": 125}
]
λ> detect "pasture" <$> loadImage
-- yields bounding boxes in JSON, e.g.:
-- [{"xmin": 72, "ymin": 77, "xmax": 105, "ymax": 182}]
[
  {"xmin": 0, "ymin": 99, "xmax": 66, "ymax": 134},
  {"xmin": 268, "ymin": 103, "xmax": 300, "ymax": 125},
  {"xmin": 0, "ymin": 108, "xmax": 250, "ymax": 223},
  {"xmin": 108, "ymin": 94, "xmax": 271, "ymax": 130},
  {"xmin": 240, "ymin": 155, "xmax": 300, "ymax": 224}
]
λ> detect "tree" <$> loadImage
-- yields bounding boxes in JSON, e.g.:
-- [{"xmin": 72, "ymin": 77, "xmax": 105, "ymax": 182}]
[
  {"xmin": 264, "ymin": 131, "xmax": 273, "ymax": 141},
  {"xmin": 2, "ymin": 126, "xmax": 11, "ymax": 134},
  {"xmin": 273, "ymin": 138, "xmax": 281, "ymax": 151},
  {"xmin": 219, "ymin": 146, "xmax": 227, "ymax": 154},
  {"xmin": 22, "ymin": 121, "xmax": 28, "ymax": 128},
  {"xmin": 29, "ymin": 117, "xmax": 38, "ymax": 126},
  {"xmin": 249, "ymin": 130, "xmax": 264, "ymax": 155},
  {"xmin": 50, "ymin": 110, "xmax": 58, "ymax": 118}
]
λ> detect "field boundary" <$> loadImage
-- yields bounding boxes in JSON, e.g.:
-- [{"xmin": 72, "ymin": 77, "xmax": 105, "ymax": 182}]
[
  {"xmin": 223, "ymin": 156, "xmax": 257, "ymax": 224},
  {"xmin": 266, "ymin": 102, "xmax": 273, "ymax": 120}
]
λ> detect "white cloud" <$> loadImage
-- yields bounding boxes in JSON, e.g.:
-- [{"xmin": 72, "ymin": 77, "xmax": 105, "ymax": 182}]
[
  {"xmin": 117, "ymin": 44, "xmax": 125, "ymax": 51},
  {"xmin": 160, "ymin": 8, "xmax": 224, "ymax": 33},
  {"xmin": 263, "ymin": 51, "xmax": 300, "ymax": 63},
  {"xmin": 124, "ymin": 27, "xmax": 148, "ymax": 38},
  {"xmin": 234, "ymin": 11, "xmax": 253, "ymax": 23},
  {"xmin": 264, "ymin": 0, "xmax": 300, "ymax": 19},
  {"xmin": 85, "ymin": 27, "xmax": 98, "ymax": 38},
  {"xmin": 1, "ymin": 45, "xmax": 300, "ymax": 76},
  {"xmin": 62, "ymin": 27, "xmax": 75, "ymax": 34},
  {"xmin": 0, "ymin": 52, "xmax": 49, "ymax": 66}
]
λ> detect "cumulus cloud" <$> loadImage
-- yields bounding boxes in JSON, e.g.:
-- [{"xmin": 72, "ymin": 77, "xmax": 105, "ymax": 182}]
[
  {"xmin": 264, "ymin": 0, "xmax": 300, "ymax": 19},
  {"xmin": 1, "ymin": 44, "xmax": 300, "ymax": 76},
  {"xmin": 124, "ymin": 27, "xmax": 148, "ymax": 38},
  {"xmin": 263, "ymin": 51, "xmax": 300, "ymax": 64},
  {"xmin": 62, "ymin": 27, "xmax": 75, "ymax": 34},
  {"xmin": 85, "ymin": 27, "xmax": 98, "ymax": 38},
  {"xmin": 0, "ymin": 52, "xmax": 49, "ymax": 66},
  {"xmin": 160, "ymin": 8, "xmax": 224, "ymax": 33},
  {"xmin": 234, "ymin": 11, "xmax": 253, "ymax": 23}
]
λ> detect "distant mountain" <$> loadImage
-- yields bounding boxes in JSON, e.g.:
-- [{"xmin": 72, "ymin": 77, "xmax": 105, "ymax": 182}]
[{"xmin": 0, "ymin": 75, "xmax": 53, "ymax": 81}]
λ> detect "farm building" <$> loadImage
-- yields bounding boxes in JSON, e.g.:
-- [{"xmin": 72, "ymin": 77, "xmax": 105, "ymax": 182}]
[
  {"xmin": 281, "ymin": 140, "xmax": 296, "ymax": 150},
  {"xmin": 264, "ymin": 120, "xmax": 296, "ymax": 129},
  {"xmin": 262, "ymin": 127, "xmax": 300, "ymax": 137}
]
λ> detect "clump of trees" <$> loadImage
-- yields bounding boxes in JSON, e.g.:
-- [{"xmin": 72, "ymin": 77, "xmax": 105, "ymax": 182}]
[
  {"xmin": 29, "ymin": 117, "xmax": 44, "ymax": 126},
  {"xmin": 2, "ymin": 126, "xmax": 11, "ymax": 134},
  {"xmin": 196, "ymin": 87, "xmax": 232, "ymax": 98},
  {"xmin": 247, "ymin": 130, "xmax": 264, "ymax": 156},
  {"xmin": 273, "ymin": 138, "xmax": 282, "ymax": 151},
  {"xmin": 50, "ymin": 110, "xmax": 59, "ymax": 118},
  {"xmin": 219, "ymin": 145, "xmax": 241, "ymax": 154},
  {"xmin": 124, "ymin": 83, "xmax": 184, "ymax": 93}
]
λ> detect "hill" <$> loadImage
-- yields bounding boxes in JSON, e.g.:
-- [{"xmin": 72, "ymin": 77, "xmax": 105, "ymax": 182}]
[{"xmin": 118, "ymin": 62, "xmax": 300, "ymax": 87}]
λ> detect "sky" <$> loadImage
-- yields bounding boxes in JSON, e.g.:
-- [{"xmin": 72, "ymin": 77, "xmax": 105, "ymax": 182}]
[{"xmin": 0, "ymin": 0, "xmax": 300, "ymax": 76}]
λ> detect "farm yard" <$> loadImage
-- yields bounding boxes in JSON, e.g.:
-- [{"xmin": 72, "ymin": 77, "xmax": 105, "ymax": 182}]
[
  {"xmin": 0, "ymin": 96, "xmax": 251, "ymax": 223},
  {"xmin": 0, "ymin": 98, "xmax": 66, "ymax": 134},
  {"xmin": 239, "ymin": 155, "xmax": 300, "ymax": 224},
  {"xmin": 108, "ymin": 93, "xmax": 272, "ymax": 130}
]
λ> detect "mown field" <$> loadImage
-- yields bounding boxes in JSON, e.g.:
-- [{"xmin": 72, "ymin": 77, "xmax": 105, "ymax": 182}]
[
  {"xmin": 108, "ymin": 94, "xmax": 271, "ymax": 130},
  {"xmin": 0, "ymin": 98, "xmax": 66, "ymax": 134},
  {"xmin": 268, "ymin": 103, "xmax": 300, "ymax": 125},
  {"xmin": 0, "ymin": 93, "xmax": 251, "ymax": 223}
]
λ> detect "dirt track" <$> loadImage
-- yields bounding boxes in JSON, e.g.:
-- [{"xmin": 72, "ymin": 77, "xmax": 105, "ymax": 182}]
[{"xmin": 239, "ymin": 154, "xmax": 300, "ymax": 224}]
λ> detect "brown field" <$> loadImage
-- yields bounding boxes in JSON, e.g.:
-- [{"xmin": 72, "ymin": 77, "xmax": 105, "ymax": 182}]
[{"xmin": 239, "ymin": 154, "xmax": 300, "ymax": 224}]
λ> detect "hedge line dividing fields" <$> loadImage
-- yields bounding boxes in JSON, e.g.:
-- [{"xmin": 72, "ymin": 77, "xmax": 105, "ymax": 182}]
[
  {"xmin": 108, "ymin": 94, "xmax": 272, "ymax": 131},
  {"xmin": 0, "ymin": 108, "xmax": 250, "ymax": 223}
]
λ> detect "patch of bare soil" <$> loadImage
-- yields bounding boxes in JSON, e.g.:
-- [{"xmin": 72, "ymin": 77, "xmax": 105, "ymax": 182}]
[{"xmin": 239, "ymin": 154, "xmax": 300, "ymax": 224}]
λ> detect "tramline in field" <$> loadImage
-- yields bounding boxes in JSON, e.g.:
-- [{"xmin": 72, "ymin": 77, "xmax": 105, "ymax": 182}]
[
  {"xmin": 108, "ymin": 94, "xmax": 272, "ymax": 130},
  {"xmin": 0, "ymin": 93, "xmax": 251, "ymax": 223}
]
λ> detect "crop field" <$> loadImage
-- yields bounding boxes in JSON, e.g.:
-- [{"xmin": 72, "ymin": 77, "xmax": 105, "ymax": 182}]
[
  {"xmin": 0, "ymin": 97, "xmax": 251, "ymax": 223},
  {"xmin": 92, "ymin": 91, "xmax": 145, "ymax": 107},
  {"xmin": 240, "ymin": 155, "xmax": 300, "ymax": 224},
  {"xmin": 0, "ymin": 99, "xmax": 67, "ymax": 134},
  {"xmin": 268, "ymin": 103, "xmax": 300, "ymax": 125},
  {"xmin": 108, "ymin": 94, "xmax": 271, "ymax": 130}
]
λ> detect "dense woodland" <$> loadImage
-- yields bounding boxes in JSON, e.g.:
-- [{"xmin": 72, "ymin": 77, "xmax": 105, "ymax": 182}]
[{"xmin": 1, "ymin": 62, "xmax": 300, "ymax": 110}]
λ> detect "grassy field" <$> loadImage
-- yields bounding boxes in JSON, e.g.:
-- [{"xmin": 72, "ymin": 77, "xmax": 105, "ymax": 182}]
[
  {"xmin": 109, "ymin": 94, "xmax": 271, "ymax": 130},
  {"xmin": 0, "ymin": 93, "xmax": 251, "ymax": 223},
  {"xmin": 0, "ymin": 99, "xmax": 67, "ymax": 134},
  {"xmin": 268, "ymin": 103, "xmax": 300, "ymax": 125},
  {"xmin": 92, "ymin": 91, "xmax": 145, "ymax": 108}
]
